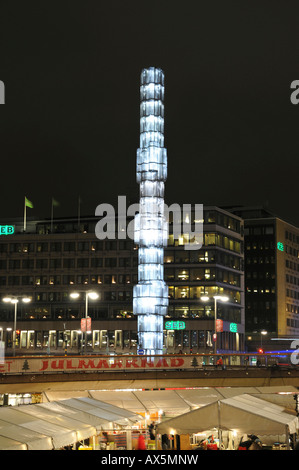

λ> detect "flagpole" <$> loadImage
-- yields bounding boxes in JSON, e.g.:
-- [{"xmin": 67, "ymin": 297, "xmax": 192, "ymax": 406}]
[
  {"xmin": 24, "ymin": 197, "xmax": 26, "ymax": 232},
  {"xmin": 78, "ymin": 196, "xmax": 81, "ymax": 232},
  {"xmin": 51, "ymin": 198, "xmax": 53, "ymax": 233}
]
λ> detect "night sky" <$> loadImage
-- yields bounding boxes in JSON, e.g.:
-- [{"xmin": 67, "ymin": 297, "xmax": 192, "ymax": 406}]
[{"xmin": 1, "ymin": 1, "xmax": 299, "ymax": 226}]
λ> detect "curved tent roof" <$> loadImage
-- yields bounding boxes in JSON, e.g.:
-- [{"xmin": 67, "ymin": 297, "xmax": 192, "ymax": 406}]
[
  {"xmin": 156, "ymin": 393, "xmax": 299, "ymax": 436},
  {"xmin": 0, "ymin": 397, "xmax": 143, "ymax": 450}
]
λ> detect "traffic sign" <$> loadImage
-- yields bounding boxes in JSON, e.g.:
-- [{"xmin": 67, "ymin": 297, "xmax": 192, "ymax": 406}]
[{"xmin": 137, "ymin": 349, "xmax": 145, "ymax": 355}]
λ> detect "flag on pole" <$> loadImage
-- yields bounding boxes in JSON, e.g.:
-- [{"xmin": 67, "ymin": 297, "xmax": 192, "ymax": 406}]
[
  {"xmin": 52, "ymin": 198, "xmax": 60, "ymax": 207},
  {"xmin": 78, "ymin": 195, "xmax": 82, "ymax": 231},
  {"xmin": 25, "ymin": 197, "xmax": 34, "ymax": 209},
  {"xmin": 51, "ymin": 197, "xmax": 60, "ymax": 232},
  {"xmin": 24, "ymin": 196, "xmax": 34, "ymax": 232}
]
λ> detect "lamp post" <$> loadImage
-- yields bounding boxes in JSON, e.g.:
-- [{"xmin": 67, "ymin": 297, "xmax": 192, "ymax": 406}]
[
  {"xmin": 70, "ymin": 290, "xmax": 99, "ymax": 354},
  {"xmin": 201, "ymin": 295, "xmax": 229, "ymax": 355},
  {"xmin": 260, "ymin": 330, "xmax": 267, "ymax": 349},
  {"xmin": 2, "ymin": 296, "xmax": 31, "ymax": 356}
]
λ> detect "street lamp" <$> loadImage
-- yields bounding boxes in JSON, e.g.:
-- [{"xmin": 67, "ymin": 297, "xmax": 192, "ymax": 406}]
[
  {"xmin": 2, "ymin": 296, "xmax": 31, "ymax": 356},
  {"xmin": 260, "ymin": 330, "xmax": 267, "ymax": 349},
  {"xmin": 70, "ymin": 290, "xmax": 99, "ymax": 354},
  {"xmin": 200, "ymin": 295, "xmax": 229, "ymax": 354}
]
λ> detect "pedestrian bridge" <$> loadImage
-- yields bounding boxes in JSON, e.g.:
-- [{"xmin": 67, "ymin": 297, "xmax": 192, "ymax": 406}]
[{"xmin": 0, "ymin": 353, "xmax": 298, "ymax": 395}]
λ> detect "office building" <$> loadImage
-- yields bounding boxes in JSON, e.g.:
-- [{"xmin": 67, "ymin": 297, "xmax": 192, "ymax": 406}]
[
  {"xmin": 0, "ymin": 206, "xmax": 244, "ymax": 355},
  {"xmin": 227, "ymin": 206, "xmax": 299, "ymax": 351}
]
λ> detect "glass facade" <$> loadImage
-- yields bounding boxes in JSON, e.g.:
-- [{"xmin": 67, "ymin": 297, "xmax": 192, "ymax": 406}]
[{"xmin": 0, "ymin": 205, "xmax": 244, "ymax": 355}]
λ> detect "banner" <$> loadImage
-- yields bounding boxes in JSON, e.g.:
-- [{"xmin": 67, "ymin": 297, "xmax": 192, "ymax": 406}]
[{"xmin": 0, "ymin": 355, "xmax": 188, "ymax": 374}]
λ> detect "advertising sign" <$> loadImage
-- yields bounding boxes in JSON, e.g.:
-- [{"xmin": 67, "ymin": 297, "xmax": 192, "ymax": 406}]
[
  {"xmin": 81, "ymin": 317, "xmax": 91, "ymax": 332},
  {"xmin": 216, "ymin": 319, "xmax": 223, "ymax": 332}
]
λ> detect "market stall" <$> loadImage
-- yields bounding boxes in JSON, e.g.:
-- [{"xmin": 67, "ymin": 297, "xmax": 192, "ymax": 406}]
[
  {"xmin": 0, "ymin": 397, "xmax": 144, "ymax": 450},
  {"xmin": 156, "ymin": 393, "xmax": 299, "ymax": 450}
]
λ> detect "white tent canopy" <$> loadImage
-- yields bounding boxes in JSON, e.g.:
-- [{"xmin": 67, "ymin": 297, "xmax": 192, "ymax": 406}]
[
  {"xmin": 0, "ymin": 397, "xmax": 143, "ymax": 450},
  {"xmin": 156, "ymin": 394, "xmax": 299, "ymax": 437},
  {"xmin": 43, "ymin": 386, "xmax": 298, "ymax": 417}
]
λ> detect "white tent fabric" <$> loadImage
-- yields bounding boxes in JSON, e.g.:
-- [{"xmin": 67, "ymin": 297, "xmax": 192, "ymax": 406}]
[
  {"xmin": 0, "ymin": 415, "xmax": 53, "ymax": 450},
  {"xmin": 220, "ymin": 394, "xmax": 298, "ymax": 435},
  {"xmin": 53, "ymin": 397, "xmax": 142, "ymax": 429},
  {"xmin": 0, "ymin": 435, "xmax": 27, "ymax": 451},
  {"xmin": 156, "ymin": 394, "xmax": 299, "ymax": 436},
  {"xmin": 84, "ymin": 386, "xmax": 298, "ymax": 417},
  {"xmin": 0, "ymin": 407, "xmax": 77, "ymax": 450},
  {"xmin": 0, "ymin": 397, "xmax": 143, "ymax": 450},
  {"xmin": 88, "ymin": 389, "xmax": 223, "ymax": 416}
]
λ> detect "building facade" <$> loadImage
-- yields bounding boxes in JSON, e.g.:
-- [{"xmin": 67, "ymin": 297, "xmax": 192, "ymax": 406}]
[
  {"xmin": 0, "ymin": 206, "xmax": 244, "ymax": 356},
  {"xmin": 227, "ymin": 206, "xmax": 299, "ymax": 352}
]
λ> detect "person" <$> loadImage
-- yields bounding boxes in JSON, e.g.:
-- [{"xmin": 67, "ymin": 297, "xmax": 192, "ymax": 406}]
[
  {"xmin": 100, "ymin": 431, "xmax": 108, "ymax": 450},
  {"xmin": 216, "ymin": 357, "xmax": 223, "ymax": 369},
  {"xmin": 137, "ymin": 433, "xmax": 147, "ymax": 450},
  {"xmin": 148, "ymin": 422, "xmax": 156, "ymax": 440},
  {"xmin": 238, "ymin": 434, "xmax": 262, "ymax": 450},
  {"xmin": 162, "ymin": 434, "xmax": 170, "ymax": 450}
]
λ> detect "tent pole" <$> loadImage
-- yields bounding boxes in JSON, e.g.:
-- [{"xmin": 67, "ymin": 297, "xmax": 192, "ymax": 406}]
[
  {"xmin": 217, "ymin": 401, "xmax": 222, "ymax": 449},
  {"xmin": 286, "ymin": 425, "xmax": 290, "ymax": 450},
  {"xmin": 126, "ymin": 430, "xmax": 132, "ymax": 450}
]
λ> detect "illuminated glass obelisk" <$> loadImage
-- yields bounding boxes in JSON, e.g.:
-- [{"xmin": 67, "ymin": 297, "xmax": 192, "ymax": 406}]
[{"xmin": 133, "ymin": 67, "xmax": 168, "ymax": 355}]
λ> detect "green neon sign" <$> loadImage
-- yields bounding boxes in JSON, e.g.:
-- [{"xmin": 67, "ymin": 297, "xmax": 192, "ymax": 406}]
[
  {"xmin": 165, "ymin": 321, "xmax": 186, "ymax": 330},
  {"xmin": 0, "ymin": 225, "xmax": 14, "ymax": 235},
  {"xmin": 230, "ymin": 323, "xmax": 238, "ymax": 333},
  {"xmin": 277, "ymin": 242, "xmax": 284, "ymax": 252}
]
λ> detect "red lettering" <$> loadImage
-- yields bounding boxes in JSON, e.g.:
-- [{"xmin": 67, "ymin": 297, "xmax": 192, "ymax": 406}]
[
  {"xmin": 39, "ymin": 360, "xmax": 49, "ymax": 371},
  {"xmin": 4, "ymin": 361, "xmax": 13, "ymax": 372},
  {"xmin": 51, "ymin": 360, "xmax": 65, "ymax": 370},
  {"xmin": 125, "ymin": 358, "xmax": 139, "ymax": 368},
  {"xmin": 140, "ymin": 358, "xmax": 154, "ymax": 368},
  {"xmin": 66, "ymin": 360, "xmax": 77, "ymax": 369},
  {"xmin": 95, "ymin": 359, "xmax": 110, "ymax": 369},
  {"xmin": 110, "ymin": 359, "xmax": 123, "ymax": 369},
  {"xmin": 170, "ymin": 357, "xmax": 184, "ymax": 367},
  {"xmin": 78, "ymin": 359, "xmax": 96, "ymax": 369},
  {"xmin": 155, "ymin": 358, "xmax": 169, "ymax": 368}
]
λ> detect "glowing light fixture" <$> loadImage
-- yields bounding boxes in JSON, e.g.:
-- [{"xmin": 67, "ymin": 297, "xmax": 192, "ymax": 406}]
[
  {"xmin": 70, "ymin": 292, "xmax": 80, "ymax": 299},
  {"xmin": 133, "ymin": 67, "xmax": 168, "ymax": 355}
]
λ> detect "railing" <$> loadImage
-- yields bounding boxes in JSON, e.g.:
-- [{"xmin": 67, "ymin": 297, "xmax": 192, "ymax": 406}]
[{"xmin": 0, "ymin": 352, "xmax": 297, "ymax": 375}]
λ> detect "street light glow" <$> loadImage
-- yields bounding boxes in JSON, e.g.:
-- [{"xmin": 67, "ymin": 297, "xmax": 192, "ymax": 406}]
[
  {"xmin": 200, "ymin": 295, "xmax": 229, "ymax": 302},
  {"xmin": 70, "ymin": 291, "xmax": 99, "ymax": 300},
  {"xmin": 70, "ymin": 292, "xmax": 80, "ymax": 299},
  {"xmin": 1, "ymin": 295, "xmax": 31, "ymax": 356},
  {"xmin": 88, "ymin": 292, "xmax": 99, "ymax": 300},
  {"xmin": 3, "ymin": 296, "xmax": 31, "ymax": 304}
]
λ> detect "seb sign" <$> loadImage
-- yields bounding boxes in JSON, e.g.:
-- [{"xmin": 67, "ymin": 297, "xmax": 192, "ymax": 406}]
[{"xmin": 0, "ymin": 225, "xmax": 14, "ymax": 235}]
